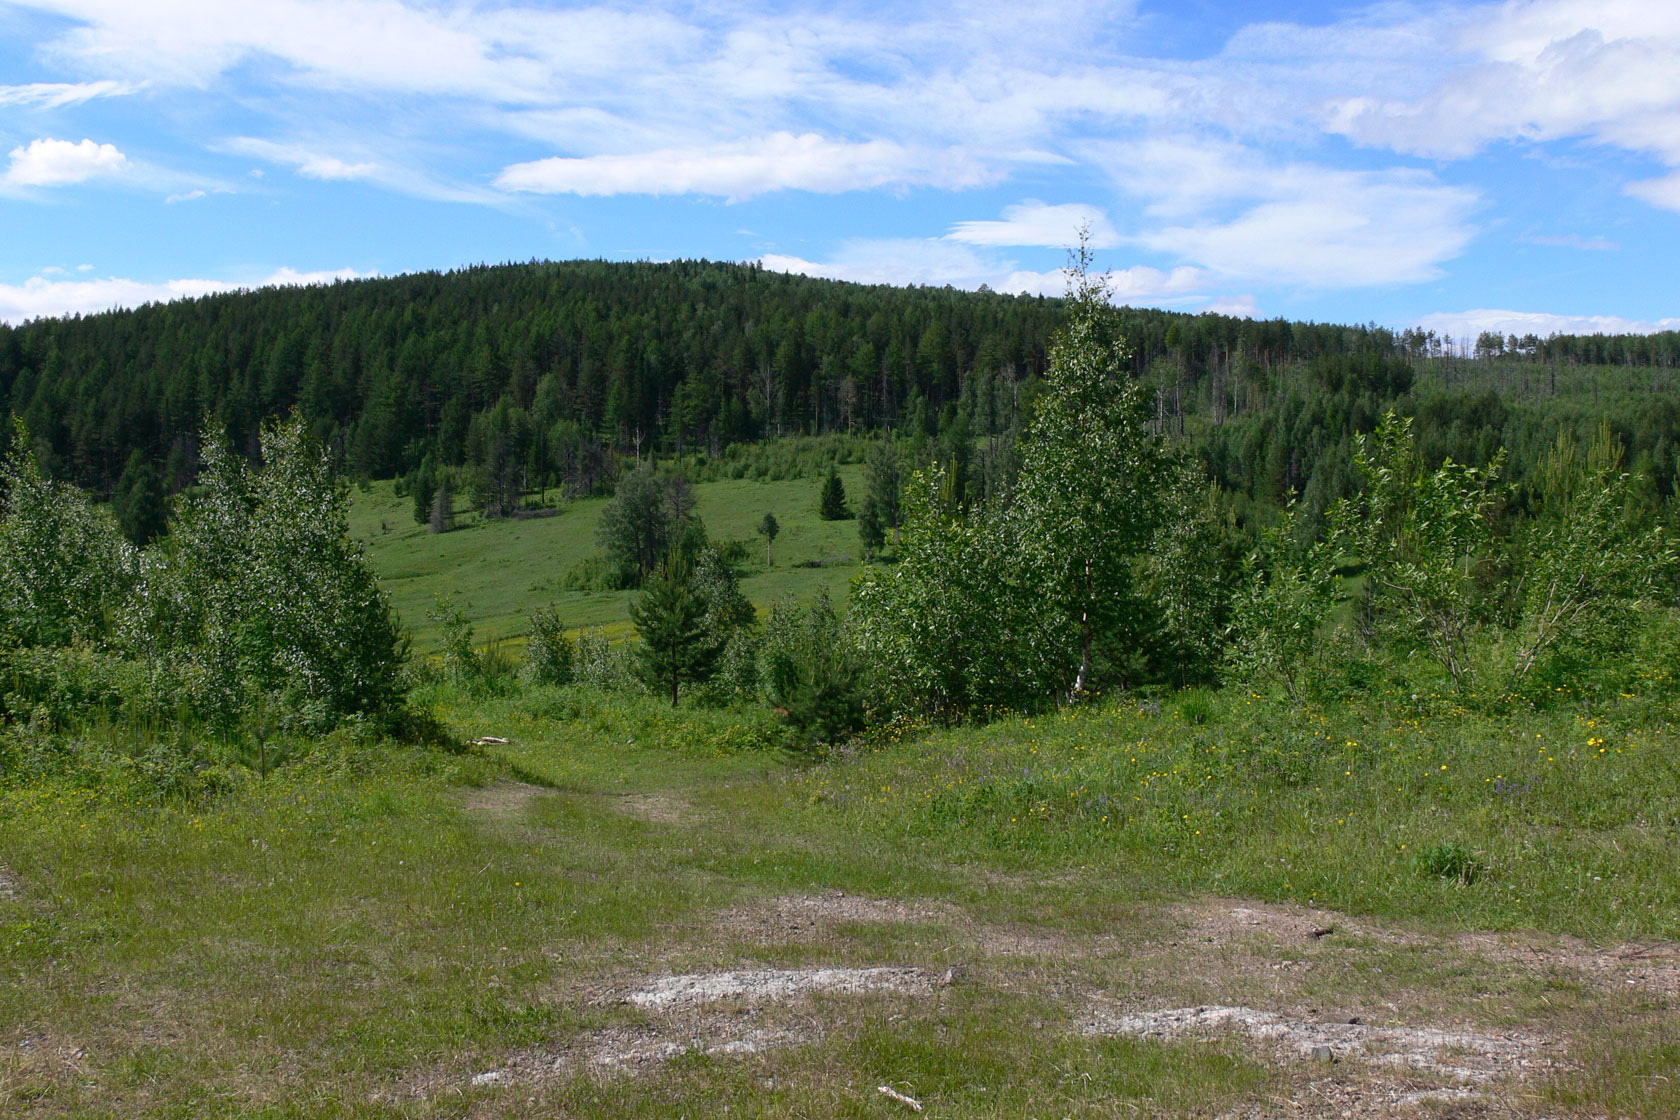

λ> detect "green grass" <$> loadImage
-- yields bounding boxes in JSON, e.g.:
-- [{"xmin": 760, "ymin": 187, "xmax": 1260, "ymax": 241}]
[
  {"xmin": 349, "ymin": 467, "xmax": 867, "ymax": 651},
  {"xmin": 6, "ymin": 683, "xmax": 1678, "ymax": 1116}
]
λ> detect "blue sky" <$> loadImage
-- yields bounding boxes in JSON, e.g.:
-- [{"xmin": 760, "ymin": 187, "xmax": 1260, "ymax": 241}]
[{"xmin": 2, "ymin": 0, "xmax": 1678, "ymax": 340}]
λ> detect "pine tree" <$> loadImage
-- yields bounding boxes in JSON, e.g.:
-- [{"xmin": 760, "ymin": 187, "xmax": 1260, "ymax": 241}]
[
  {"xmin": 429, "ymin": 483, "xmax": 453, "ymax": 534},
  {"xmin": 818, "ymin": 470, "xmax": 849, "ymax": 520},
  {"xmin": 629, "ymin": 556, "xmax": 723, "ymax": 705}
]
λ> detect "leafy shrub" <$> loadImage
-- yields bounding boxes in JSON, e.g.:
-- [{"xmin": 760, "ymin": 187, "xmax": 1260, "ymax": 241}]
[
  {"xmin": 520, "ymin": 606, "xmax": 575, "ymax": 687},
  {"xmin": 759, "ymin": 591, "xmax": 868, "ymax": 749},
  {"xmin": 574, "ymin": 627, "xmax": 638, "ymax": 692},
  {"xmin": 0, "ymin": 423, "xmax": 136, "ymax": 649}
]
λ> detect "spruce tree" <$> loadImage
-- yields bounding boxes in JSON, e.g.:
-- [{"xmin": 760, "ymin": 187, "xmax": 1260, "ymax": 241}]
[
  {"xmin": 113, "ymin": 449, "xmax": 168, "ymax": 546},
  {"xmin": 818, "ymin": 469, "xmax": 849, "ymax": 520}
]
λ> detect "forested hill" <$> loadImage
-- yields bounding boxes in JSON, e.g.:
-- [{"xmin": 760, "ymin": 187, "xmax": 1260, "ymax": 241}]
[{"xmin": 4, "ymin": 257, "xmax": 1680, "ymax": 516}]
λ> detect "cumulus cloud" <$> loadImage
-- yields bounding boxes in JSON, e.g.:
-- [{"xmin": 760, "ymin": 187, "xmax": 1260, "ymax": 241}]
[
  {"xmin": 496, "ymin": 133, "xmax": 995, "ymax": 199},
  {"xmin": 0, "ymin": 266, "xmax": 374, "ymax": 324},
  {"xmin": 1320, "ymin": 3, "xmax": 1680, "ymax": 180},
  {"xmin": 1099, "ymin": 138, "xmax": 1479, "ymax": 286},
  {"xmin": 1417, "ymin": 308, "xmax": 1680, "ymax": 340},
  {"xmin": 4, "ymin": 137, "xmax": 129, "ymax": 187},
  {"xmin": 946, "ymin": 201, "xmax": 1120, "ymax": 248}
]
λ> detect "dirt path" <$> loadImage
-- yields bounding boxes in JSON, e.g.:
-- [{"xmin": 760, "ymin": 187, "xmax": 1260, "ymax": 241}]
[{"xmin": 447, "ymin": 777, "xmax": 1667, "ymax": 1115}]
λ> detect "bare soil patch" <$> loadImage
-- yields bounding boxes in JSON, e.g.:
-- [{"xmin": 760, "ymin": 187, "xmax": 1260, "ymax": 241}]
[
  {"xmin": 0, "ymin": 867, "xmax": 18, "ymax": 900},
  {"xmin": 458, "ymin": 781, "xmax": 549, "ymax": 822},
  {"xmin": 718, "ymin": 889, "xmax": 1081, "ymax": 959},
  {"xmin": 616, "ymin": 792, "xmax": 697, "ymax": 824},
  {"xmin": 1176, "ymin": 897, "xmax": 1680, "ymax": 1004}
]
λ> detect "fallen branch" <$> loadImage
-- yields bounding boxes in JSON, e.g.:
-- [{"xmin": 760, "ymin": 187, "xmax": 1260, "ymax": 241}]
[{"xmin": 877, "ymin": 1085, "xmax": 923, "ymax": 1112}]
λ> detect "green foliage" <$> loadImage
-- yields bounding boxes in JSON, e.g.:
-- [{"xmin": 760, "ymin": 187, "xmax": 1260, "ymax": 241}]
[
  {"xmin": 1140, "ymin": 473, "xmax": 1243, "ymax": 685},
  {"xmin": 112, "ymin": 450, "xmax": 168, "ymax": 547},
  {"xmin": 131, "ymin": 420, "xmax": 408, "ymax": 730},
  {"xmin": 758, "ymin": 590, "xmax": 867, "ymax": 747},
  {"xmin": 1225, "ymin": 505, "xmax": 1340, "ymax": 699},
  {"xmin": 629, "ymin": 556, "xmax": 723, "ymax": 705},
  {"xmin": 817, "ymin": 469, "xmax": 850, "ymax": 520},
  {"xmin": 427, "ymin": 594, "xmax": 481, "ymax": 683},
  {"xmin": 0, "ymin": 423, "xmax": 135, "ymax": 650},
  {"xmin": 864, "ymin": 439, "xmax": 903, "ymax": 531},
  {"xmin": 595, "ymin": 467, "xmax": 703, "ymax": 587},
  {"xmin": 520, "ymin": 605, "xmax": 575, "ymax": 687},
  {"xmin": 756, "ymin": 511, "xmax": 780, "ymax": 566},
  {"xmin": 1008, "ymin": 245, "xmax": 1178, "ymax": 695},
  {"xmin": 1509, "ymin": 423, "xmax": 1678, "ymax": 694},
  {"xmin": 574, "ymin": 627, "xmax": 637, "ymax": 692},
  {"xmin": 1336, "ymin": 410, "xmax": 1506, "ymax": 689},
  {"xmin": 857, "ymin": 494, "xmax": 885, "ymax": 558},
  {"xmin": 1414, "ymin": 842, "xmax": 1484, "ymax": 884},
  {"xmin": 466, "ymin": 396, "xmax": 534, "ymax": 518},
  {"xmin": 853, "ymin": 464, "xmax": 1040, "ymax": 719}
]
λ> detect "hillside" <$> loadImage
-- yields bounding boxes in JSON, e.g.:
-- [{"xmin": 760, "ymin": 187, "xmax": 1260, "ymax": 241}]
[
  {"xmin": 350, "ymin": 466, "xmax": 867, "ymax": 650},
  {"xmin": 7, "ymin": 259, "xmax": 1680, "ymax": 534}
]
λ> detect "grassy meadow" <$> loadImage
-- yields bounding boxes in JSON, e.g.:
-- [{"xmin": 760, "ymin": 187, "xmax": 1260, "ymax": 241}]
[
  {"xmin": 348, "ymin": 465, "xmax": 867, "ymax": 651},
  {"xmin": 7, "ymin": 440, "xmax": 1680, "ymax": 1117},
  {"xmin": 4, "ymin": 682, "xmax": 1678, "ymax": 1117}
]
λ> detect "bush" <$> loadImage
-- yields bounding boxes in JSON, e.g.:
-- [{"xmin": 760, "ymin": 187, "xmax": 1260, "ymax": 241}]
[
  {"xmin": 0, "ymin": 423, "xmax": 136, "ymax": 649},
  {"xmin": 575, "ymin": 627, "xmax": 638, "ymax": 692},
  {"xmin": 759, "ymin": 591, "xmax": 868, "ymax": 749},
  {"xmin": 520, "ymin": 606, "xmax": 575, "ymax": 687}
]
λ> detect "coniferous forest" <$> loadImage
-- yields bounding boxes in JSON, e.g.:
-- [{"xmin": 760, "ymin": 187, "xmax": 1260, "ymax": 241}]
[{"xmin": 6, "ymin": 258, "xmax": 1680, "ymax": 536}]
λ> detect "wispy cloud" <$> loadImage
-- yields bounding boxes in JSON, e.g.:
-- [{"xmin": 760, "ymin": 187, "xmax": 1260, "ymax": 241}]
[
  {"xmin": 1525, "ymin": 232, "xmax": 1619, "ymax": 251},
  {"xmin": 0, "ymin": 266, "xmax": 375, "ymax": 325},
  {"xmin": 225, "ymin": 138, "xmax": 380, "ymax": 181},
  {"xmin": 496, "ymin": 132, "xmax": 996, "ymax": 199},
  {"xmin": 0, "ymin": 79, "xmax": 138, "ymax": 108},
  {"xmin": 3, "ymin": 137, "xmax": 129, "ymax": 187},
  {"xmin": 946, "ymin": 201, "xmax": 1120, "ymax": 248}
]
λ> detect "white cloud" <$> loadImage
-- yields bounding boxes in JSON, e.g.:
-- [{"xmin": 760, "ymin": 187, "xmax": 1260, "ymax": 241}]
[
  {"xmin": 165, "ymin": 189, "xmax": 207, "ymax": 204},
  {"xmin": 1099, "ymin": 138, "xmax": 1479, "ymax": 287},
  {"xmin": 496, "ymin": 132, "xmax": 995, "ymax": 199},
  {"xmin": 946, "ymin": 201, "xmax": 1120, "ymax": 248},
  {"xmin": 0, "ymin": 266, "xmax": 374, "ymax": 324},
  {"xmin": 1200, "ymin": 295, "xmax": 1261, "ymax": 319},
  {"xmin": 1320, "ymin": 3, "xmax": 1680, "ymax": 174},
  {"xmin": 1417, "ymin": 308, "xmax": 1680, "ymax": 340},
  {"xmin": 760, "ymin": 238, "xmax": 1209, "ymax": 303},
  {"xmin": 225, "ymin": 138, "xmax": 380, "ymax": 181},
  {"xmin": 0, "ymin": 79, "xmax": 137, "ymax": 108},
  {"xmin": 4, "ymin": 137, "xmax": 129, "ymax": 187}
]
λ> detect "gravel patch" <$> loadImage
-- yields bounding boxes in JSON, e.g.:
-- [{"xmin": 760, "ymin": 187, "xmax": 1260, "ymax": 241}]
[
  {"xmin": 626, "ymin": 967, "xmax": 933, "ymax": 1011},
  {"xmin": 1087, "ymin": 1004, "xmax": 1548, "ymax": 1083}
]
